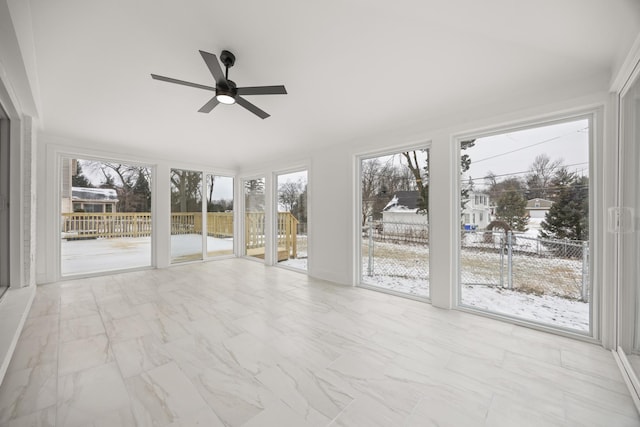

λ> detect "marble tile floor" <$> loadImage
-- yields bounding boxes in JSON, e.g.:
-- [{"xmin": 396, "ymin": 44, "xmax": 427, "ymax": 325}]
[{"xmin": 0, "ymin": 258, "xmax": 637, "ymax": 426}]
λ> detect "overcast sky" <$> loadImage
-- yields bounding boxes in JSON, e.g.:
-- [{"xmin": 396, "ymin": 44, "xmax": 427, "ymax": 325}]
[{"xmin": 464, "ymin": 118, "xmax": 589, "ymax": 191}]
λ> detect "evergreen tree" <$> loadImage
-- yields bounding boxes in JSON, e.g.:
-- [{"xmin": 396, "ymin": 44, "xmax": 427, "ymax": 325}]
[
  {"xmin": 296, "ymin": 185, "xmax": 307, "ymax": 227},
  {"xmin": 131, "ymin": 169, "xmax": 151, "ymax": 212},
  {"xmin": 244, "ymin": 178, "xmax": 265, "ymax": 212},
  {"xmin": 459, "ymin": 140, "xmax": 476, "ymax": 215},
  {"xmin": 539, "ymin": 175, "xmax": 588, "ymax": 241},
  {"xmin": 72, "ymin": 161, "xmax": 93, "ymax": 188},
  {"xmin": 495, "ymin": 183, "xmax": 528, "ymax": 231}
]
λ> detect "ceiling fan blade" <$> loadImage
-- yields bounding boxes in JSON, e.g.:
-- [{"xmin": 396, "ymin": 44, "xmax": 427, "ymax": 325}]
[
  {"xmin": 151, "ymin": 74, "xmax": 215, "ymax": 91},
  {"xmin": 198, "ymin": 97, "xmax": 220, "ymax": 113},
  {"xmin": 237, "ymin": 85, "xmax": 287, "ymax": 96},
  {"xmin": 236, "ymin": 96, "xmax": 270, "ymax": 119},
  {"xmin": 199, "ymin": 50, "xmax": 227, "ymax": 85}
]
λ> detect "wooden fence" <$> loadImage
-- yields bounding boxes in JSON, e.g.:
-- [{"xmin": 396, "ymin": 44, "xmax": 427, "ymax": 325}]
[
  {"xmin": 61, "ymin": 211, "xmax": 298, "ymax": 258},
  {"xmin": 61, "ymin": 212, "xmax": 152, "ymax": 239}
]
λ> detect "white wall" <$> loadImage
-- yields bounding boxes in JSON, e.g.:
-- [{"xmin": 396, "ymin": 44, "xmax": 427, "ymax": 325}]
[
  {"xmin": 0, "ymin": 0, "xmax": 38, "ymax": 288},
  {"xmin": 297, "ymin": 92, "xmax": 611, "ymax": 317}
]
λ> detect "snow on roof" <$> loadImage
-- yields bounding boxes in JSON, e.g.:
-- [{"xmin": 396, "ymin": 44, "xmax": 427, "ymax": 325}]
[
  {"xmin": 383, "ymin": 191, "xmax": 420, "ymax": 211},
  {"xmin": 383, "ymin": 195, "xmax": 399, "ymax": 211},
  {"xmin": 72, "ymin": 187, "xmax": 118, "ymax": 201},
  {"xmin": 384, "ymin": 206, "xmax": 418, "ymax": 213}
]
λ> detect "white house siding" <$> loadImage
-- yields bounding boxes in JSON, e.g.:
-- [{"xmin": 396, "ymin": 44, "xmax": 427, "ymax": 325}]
[
  {"xmin": 462, "ymin": 191, "xmax": 492, "ymax": 230},
  {"xmin": 382, "ymin": 209, "xmax": 428, "ymax": 226}
]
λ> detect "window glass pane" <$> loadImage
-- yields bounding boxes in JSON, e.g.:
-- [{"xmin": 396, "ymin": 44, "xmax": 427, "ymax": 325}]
[
  {"xmin": 244, "ymin": 178, "xmax": 265, "ymax": 259},
  {"xmin": 61, "ymin": 158, "xmax": 152, "ymax": 275},
  {"xmin": 277, "ymin": 171, "xmax": 307, "ymax": 270},
  {"xmin": 459, "ymin": 119, "xmax": 590, "ymax": 333},
  {"xmin": 206, "ymin": 175, "xmax": 234, "ymax": 257},
  {"xmin": 360, "ymin": 149, "xmax": 430, "ymax": 299},
  {"xmin": 170, "ymin": 169, "xmax": 203, "ymax": 263}
]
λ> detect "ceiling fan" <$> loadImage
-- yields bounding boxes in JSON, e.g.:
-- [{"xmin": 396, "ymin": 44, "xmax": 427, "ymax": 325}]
[{"xmin": 151, "ymin": 50, "xmax": 287, "ymax": 119}]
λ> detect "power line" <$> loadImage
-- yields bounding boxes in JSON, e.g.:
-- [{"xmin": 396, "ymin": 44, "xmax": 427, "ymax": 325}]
[
  {"xmin": 472, "ymin": 127, "xmax": 588, "ymax": 164},
  {"xmin": 465, "ymin": 161, "xmax": 589, "ymax": 183}
]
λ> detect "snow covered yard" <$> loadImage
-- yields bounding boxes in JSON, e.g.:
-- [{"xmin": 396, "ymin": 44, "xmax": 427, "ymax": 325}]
[
  {"xmin": 278, "ymin": 235, "xmax": 308, "ymax": 271},
  {"xmin": 362, "ymin": 240, "xmax": 589, "ymax": 332},
  {"xmin": 61, "ymin": 235, "xmax": 233, "ymax": 275}
]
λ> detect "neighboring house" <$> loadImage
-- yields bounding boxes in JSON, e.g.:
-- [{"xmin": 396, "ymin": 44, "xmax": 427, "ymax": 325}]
[
  {"xmin": 381, "ymin": 191, "xmax": 429, "ymax": 233},
  {"xmin": 70, "ymin": 187, "xmax": 118, "ymax": 213},
  {"xmin": 462, "ymin": 191, "xmax": 492, "ymax": 230},
  {"xmin": 60, "ymin": 158, "xmax": 118, "ymax": 214},
  {"xmin": 526, "ymin": 198, "xmax": 554, "ymax": 219}
]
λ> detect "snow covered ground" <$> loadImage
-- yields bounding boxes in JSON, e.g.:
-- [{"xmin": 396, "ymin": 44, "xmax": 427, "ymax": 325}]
[
  {"xmin": 362, "ymin": 239, "xmax": 589, "ymax": 332},
  {"xmin": 62, "ymin": 236, "xmax": 152, "ymax": 275},
  {"xmin": 61, "ymin": 235, "xmax": 233, "ymax": 275},
  {"xmin": 279, "ymin": 258, "xmax": 308, "ymax": 270}
]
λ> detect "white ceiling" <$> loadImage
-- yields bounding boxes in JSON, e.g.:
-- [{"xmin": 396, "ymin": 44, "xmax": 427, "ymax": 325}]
[{"xmin": 24, "ymin": 0, "xmax": 640, "ymax": 169}]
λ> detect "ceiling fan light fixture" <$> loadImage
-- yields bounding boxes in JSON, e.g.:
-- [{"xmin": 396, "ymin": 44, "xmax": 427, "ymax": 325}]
[{"xmin": 216, "ymin": 93, "xmax": 236, "ymax": 104}]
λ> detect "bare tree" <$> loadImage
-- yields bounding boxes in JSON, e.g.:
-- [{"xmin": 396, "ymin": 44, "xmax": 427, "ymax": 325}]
[
  {"xmin": 170, "ymin": 169, "xmax": 202, "ymax": 212},
  {"xmin": 361, "ymin": 158, "xmax": 381, "ymax": 226},
  {"xmin": 401, "ymin": 150, "xmax": 429, "ymax": 214},
  {"xmin": 81, "ymin": 160, "xmax": 152, "ymax": 212},
  {"xmin": 207, "ymin": 175, "xmax": 215, "ymax": 204},
  {"xmin": 526, "ymin": 154, "xmax": 562, "ymax": 200},
  {"xmin": 278, "ymin": 180, "xmax": 303, "ymax": 213}
]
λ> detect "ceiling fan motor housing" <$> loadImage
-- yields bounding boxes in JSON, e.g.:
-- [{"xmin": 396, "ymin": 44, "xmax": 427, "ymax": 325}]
[
  {"xmin": 217, "ymin": 79, "xmax": 237, "ymax": 95},
  {"xmin": 220, "ymin": 50, "xmax": 236, "ymax": 68}
]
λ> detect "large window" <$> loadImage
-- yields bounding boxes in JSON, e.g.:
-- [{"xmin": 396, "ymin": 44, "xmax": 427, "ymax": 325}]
[
  {"xmin": 0, "ymin": 106, "xmax": 9, "ymax": 294},
  {"xmin": 276, "ymin": 170, "xmax": 308, "ymax": 270},
  {"xmin": 206, "ymin": 175, "xmax": 234, "ymax": 257},
  {"xmin": 244, "ymin": 177, "xmax": 266, "ymax": 260},
  {"xmin": 618, "ymin": 70, "xmax": 640, "ymax": 382},
  {"xmin": 458, "ymin": 118, "xmax": 591, "ymax": 333},
  {"xmin": 170, "ymin": 169, "xmax": 203, "ymax": 263},
  {"xmin": 60, "ymin": 158, "xmax": 152, "ymax": 275},
  {"xmin": 359, "ymin": 148, "xmax": 430, "ymax": 299}
]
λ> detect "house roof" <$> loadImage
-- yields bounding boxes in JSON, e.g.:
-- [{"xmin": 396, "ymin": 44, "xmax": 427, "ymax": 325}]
[
  {"xmin": 72, "ymin": 187, "xmax": 118, "ymax": 202},
  {"xmin": 383, "ymin": 191, "xmax": 420, "ymax": 211},
  {"xmin": 6, "ymin": 1, "xmax": 639, "ymax": 169}
]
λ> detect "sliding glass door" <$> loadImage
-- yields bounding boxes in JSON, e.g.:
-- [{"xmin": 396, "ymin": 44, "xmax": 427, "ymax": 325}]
[
  {"xmin": 206, "ymin": 174, "xmax": 234, "ymax": 257},
  {"xmin": 276, "ymin": 170, "xmax": 307, "ymax": 270},
  {"xmin": 170, "ymin": 169, "xmax": 203, "ymax": 263},
  {"xmin": 244, "ymin": 177, "xmax": 266, "ymax": 260},
  {"xmin": 60, "ymin": 157, "xmax": 153, "ymax": 275},
  {"xmin": 618, "ymin": 69, "xmax": 640, "ymax": 379},
  {"xmin": 0, "ymin": 106, "xmax": 8, "ymax": 294}
]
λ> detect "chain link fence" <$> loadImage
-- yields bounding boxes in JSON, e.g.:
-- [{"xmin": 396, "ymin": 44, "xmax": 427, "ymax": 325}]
[
  {"xmin": 362, "ymin": 219, "xmax": 589, "ymax": 302},
  {"xmin": 460, "ymin": 230, "xmax": 589, "ymax": 301},
  {"xmin": 362, "ymin": 218, "xmax": 430, "ymax": 297}
]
